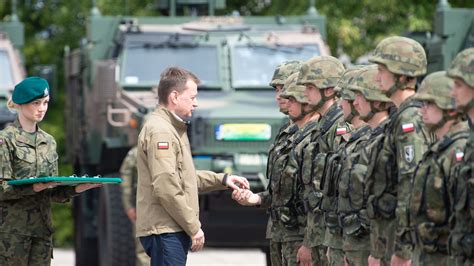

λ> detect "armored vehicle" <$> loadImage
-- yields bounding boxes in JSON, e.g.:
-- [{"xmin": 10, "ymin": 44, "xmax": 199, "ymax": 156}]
[
  {"xmin": 0, "ymin": 5, "xmax": 25, "ymax": 128},
  {"xmin": 64, "ymin": 1, "xmax": 329, "ymax": 265}
]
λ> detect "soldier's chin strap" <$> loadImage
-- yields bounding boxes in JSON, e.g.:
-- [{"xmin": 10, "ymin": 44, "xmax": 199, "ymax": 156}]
[
  {"xmin": 289, "ymin": 103, "xmax": 314, "ymax": 122},
  {"xmin": 360, "ymin": 101, "xmax": 389, "ymax": 122},
  {"xmin": 428, "ymin": 110, "xmax": 458, "ymax": 131},
  {"xmin": 457, "ymin": 98, "xmax": 474, "ymax": 114},
  {"xmin": 344, "ymin": 101, "xmax": 359, "ymax": 123},
  {"xmin": 309, "ymin": 88, "xmax": 336, "ymax": 112},
  {"xmin": 385, "ymin": 75, "xmax": 415, "ymax": 98}
]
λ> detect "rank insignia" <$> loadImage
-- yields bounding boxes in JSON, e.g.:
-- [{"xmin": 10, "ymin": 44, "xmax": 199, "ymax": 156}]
[
  {"xmin": 157, "ymin": 142, "xmax": 169, "ymax": 150},
  {"xmin": 402, "ymin": 123, "xmax": 414, "ymax": 133}
]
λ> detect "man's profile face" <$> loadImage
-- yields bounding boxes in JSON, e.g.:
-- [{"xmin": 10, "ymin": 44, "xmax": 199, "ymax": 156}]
[
  {"xmin": 175, "ymin": 79, "xmax": 198, "ymax": 119},
  {"xmin": 375, "ymin": 64, "xmax": 395, "ymax": 93}
]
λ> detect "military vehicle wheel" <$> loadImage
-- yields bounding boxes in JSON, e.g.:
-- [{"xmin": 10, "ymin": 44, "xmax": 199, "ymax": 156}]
[{"xmin": 98, "ymin": 183, "xmax": 136, "ymax": 266}]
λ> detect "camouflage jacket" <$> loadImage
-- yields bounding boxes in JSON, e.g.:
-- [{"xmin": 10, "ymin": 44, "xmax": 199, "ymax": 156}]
[
  {"xmin": 271, "ymin": 120, "xmax": 318, "ymax": 242},
  {"xmin": 449, "ymin": 128, "xmax": 474, "ymax": 259},
  {"xmin": 0, "ymin": 119, "xmax": 77, "ymax": 238},
  {"xmin": 120, "ymin": 146, "xmax": 138, "ymax": 211},
  {"xmin": 408, "ymin": 121, "xmax": 469, "ymax": 254},
  {"xmin": 380, "ymin": 97, "xmax": 434, "ymax": 258},
  {"xmin": 299, "ymin": 104, "xmax": 345, "ymax": 247}
]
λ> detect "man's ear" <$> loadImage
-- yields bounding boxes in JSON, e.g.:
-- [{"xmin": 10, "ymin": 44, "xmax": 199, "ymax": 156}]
[
  {"xmin": 169, "ymin": 90, "xmax": 179, "ymax": 105},
  {"xmin": 324, "ymin": 87, "xmax": 335, "ymax": 97}
]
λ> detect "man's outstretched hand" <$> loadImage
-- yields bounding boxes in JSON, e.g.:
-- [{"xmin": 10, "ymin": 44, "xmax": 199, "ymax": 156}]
[{"xmin": 225, "ymin": 175, "xmax": 250, "ymax": 190}]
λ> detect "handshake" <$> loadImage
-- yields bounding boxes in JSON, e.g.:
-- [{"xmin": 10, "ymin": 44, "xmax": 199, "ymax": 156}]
[{"xmin": 223, "ymin": 174, "xmax": 262, "ymax": 206}]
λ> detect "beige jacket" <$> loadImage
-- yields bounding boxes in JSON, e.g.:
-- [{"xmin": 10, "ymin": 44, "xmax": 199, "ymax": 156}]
[{"xmin": 136, "ymin": 106, "xmax": 226, "ymax": 237}]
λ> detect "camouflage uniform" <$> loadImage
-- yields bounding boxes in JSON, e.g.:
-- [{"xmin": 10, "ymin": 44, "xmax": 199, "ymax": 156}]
[
  {"xmin": 0, "ymin": 119, "xmax": 78, "ymax": 265},
  {"xmin": 408, "ymin": 71, "xmax": 470, "ymax": 266},
  {"xmin": 259, "ymin": 60, "xmax": 301, "ymax": 266},
  {"xmin": 296, "ymin": 56, "xmax": 346, "ymax": 266},
  {"xmin": 340, "ymin": 65, "xmax": 392, "ymax": 266},
  {"xmin": 446, "ymin": 48, "xmax": 474, "ymax": 266},
  {"xmin": 120, "ymin": 146, "xmax": 150, "ymax": 266},
  {"xmin": 369, "ymin": 36, "xmax": 433, "ymax": 262},
  {"xmin": 262, "ymin": 72, "xmax": 310, "ymax": 265}
]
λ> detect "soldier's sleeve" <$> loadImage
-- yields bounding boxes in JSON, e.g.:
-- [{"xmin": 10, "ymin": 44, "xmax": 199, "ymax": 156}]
[
  {"xmin": 394, "ymin": 110, "xmax": 430, "ymax": 258},
  {"xmin": 148, "ymin": 131, "xmax": 201, "ymax": 237},
  {"xmin": 0, "ymin": 137, "xmax": 37, "ymax": 200},
  {"xmin": 50, "ymin": 139, "xmax": 80, "ymax": 202},
  {"xmin": 196, "ymin": 170, "xmax": 226, "ymax": 193},
  {"xmin": 120, "ymin": 147, "xmax": 137, "ymax": 211},
  {"xmin": 256, "ymin": 190, "xmax": 272, "ymax": 209}
]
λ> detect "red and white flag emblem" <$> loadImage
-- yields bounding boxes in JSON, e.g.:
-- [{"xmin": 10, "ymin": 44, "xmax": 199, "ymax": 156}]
[
  {"xmin": 336, "ymin": 127, "xmax": 347, "ymax": 135},
  {"xmin": 157, "ymin": 142, "xmax": 169, "ymax": 150},
  {"xmin": 455, "ymin": 151, "xmax": 464, "ymax": 162},
  {"xmin": 402, "ymin": 123, "xmax": 414, "ymax": 133}
]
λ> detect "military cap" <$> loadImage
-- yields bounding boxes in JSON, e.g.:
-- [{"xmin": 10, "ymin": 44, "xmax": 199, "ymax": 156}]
[
  {"xmin": 369, "ymin": 36, "xmax": 427, "ymax": 77},
  {"xmin": 297, "ymin": 56, "xmax": 345, "ymax": 89},
  {"xmin": 447, "ymin": 47, "xmax": 474, "ymax": 88},
  {"xmin": 334, "ymin": 66, "xmax": 363, "ymax": 101},
  {"xmin": 280, "ymin": 72, "xmax": 308, "ymax": 104},
  {"xmin": 414, "ymin": 71, "xmax": 455, "ymax": 110},
  {"xmin": 348, "ymin": 65, "xmax": 391, "ymax": 102},
  {"xmin": 269, "ymin": 60, "xmax": 302, "ymax": 87},
  {"xmin": 12, "ymin": 77, "xmax": 50, "ymax": 104}
]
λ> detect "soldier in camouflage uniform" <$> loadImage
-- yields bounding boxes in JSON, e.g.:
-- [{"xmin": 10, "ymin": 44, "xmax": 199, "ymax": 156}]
[
  {"xmin": 234, "ymin": 72, "xmax": 315, "ymax": 265},
  {"xmin": 0, "ymin": 77, "xmax": 99, "ymax": 265},
  {"xmin": 296, "ymin": 56, "xmax": 346, "ymax": 266},
  {"xmin": 341, "ymin": 65, "xmax": 393, "ymax": 266},
  {"xmin": 319, "ymin": 66, "xmax": 368, "ymax": 266},
  {"xmin": 407, "ymin": 71, "xmax": 470, "ymax": 266},
  {"xmin": 368, "ymin": 36, "xmax": 434, "ymax": 266},
  {"xmin": 263, "ymin": 60, "xmax": 301, "ymax": 266},
  {"xmin": 446, "ymin": 48, "xmax": 474, "ymax": 266},
  {"xmin": 120, "ymin": 146, "xmax": 150, "ymax": 266}
]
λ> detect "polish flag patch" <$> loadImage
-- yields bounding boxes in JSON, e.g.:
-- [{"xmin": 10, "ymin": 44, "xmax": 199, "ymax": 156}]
[
  {"xmin": 336, "ymin": 127, "xmax": 347, "ymax": 135},
  {"xmin": 455, "ymin": 151, "xmax": 464, "ymax": 162},
  {"xmin": 157, "ymin": 142, "xmax": 169, "ymax": 150},
  {"xmin": 402, "ymin": 123, "xmax": 415, "ymax": 133}
]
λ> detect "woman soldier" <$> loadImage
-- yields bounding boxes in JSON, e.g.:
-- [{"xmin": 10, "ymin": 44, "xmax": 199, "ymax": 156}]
[{"xmin": 0, "ymin": 77, "xmax": 100, "ymax": 265}]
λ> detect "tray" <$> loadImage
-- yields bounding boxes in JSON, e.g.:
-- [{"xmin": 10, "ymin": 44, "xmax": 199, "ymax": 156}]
[{"xmin": 7, "ymin": 176, "xmax": 122, "ymax": 186}]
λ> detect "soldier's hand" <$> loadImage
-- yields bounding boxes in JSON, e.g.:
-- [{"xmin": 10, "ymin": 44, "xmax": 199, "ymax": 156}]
[
  {"xmin": 75, "ymin": 183, "xmax": 102, "ymax": 193},
  {"xmin": 368, "ymin": 255, "xmax": 381, "ymax": 266},
  {"xmin": 33, "ymin": 182, "xmax": 61, "ymax": 192},
  {"xmin": 231, "ymin": 189, "xmax": 261, "ymax": 206},
  {"xmin": 191, "ymin": 229, "xmax": 205, "ymax": 252},
  {"xmin": 296, "ymin": 244, "xmax": 312, "ymax": 266},
  {"xmin": 225, "ymin": 175, "xmax": 250, "ymax": 190},
  {"xmin": 390, "ymin": 255, "xmax": 411, "ymax": 266},
  {"xmin": 126, "ymin": 208, "xmax": 137, "ymax": 222}
]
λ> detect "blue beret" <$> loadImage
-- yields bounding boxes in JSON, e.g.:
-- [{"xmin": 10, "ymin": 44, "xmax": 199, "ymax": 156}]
[{"xmin": 12, "ymin": 77, "xmax": 50, "ymax": 104}]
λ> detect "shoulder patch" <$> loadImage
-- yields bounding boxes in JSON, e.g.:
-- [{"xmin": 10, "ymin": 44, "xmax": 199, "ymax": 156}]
[
  {"xmin": 404, "ymin": 145, "xmax": 414, "ymax": 163},
  {"xmin": 455, "ymin": 150, "xmax": 464, "ymax": 162},
  {"xmin": 402, "ymin": 123, "xmax": 415, "ymax": 133}
]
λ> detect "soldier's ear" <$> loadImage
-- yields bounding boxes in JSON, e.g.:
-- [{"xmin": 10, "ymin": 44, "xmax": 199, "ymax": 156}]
[{"xmin": 324, "ymin": 87, "xmax": 335, "ymax": 97}]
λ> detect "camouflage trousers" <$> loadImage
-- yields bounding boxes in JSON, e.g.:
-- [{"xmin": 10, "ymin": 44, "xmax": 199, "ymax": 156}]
[
  {"xmin": 281, "ymin": 240, "xmax": 302, "ymax": 266},
  {"xmin": 0, "ymin": 232, "xmax": 52, "ymax": 266},
  {"xmin": 270, "ymin": 240, "xmax": 283, "ymax": 266},
  {"xmin": 447, "ymin": 256, "xmax": 474, "ymax": 266},
  {"xmin": 370, "ymin": 219, "xmax": 396, "ymax": 265},
  {"xmin": 312, "ymin": 245, "xmax": 328, "ymax": 266},
  {"xmin": 327, "ymin": 247, "xmax": 345, "ymax": 266},
  {"xmin": 344, "ymin": 250, "xmax": 369, "ymax": 266},
  {"xmin": 411, "ymin": 246, "xmax": 447, "ymax": 266}
]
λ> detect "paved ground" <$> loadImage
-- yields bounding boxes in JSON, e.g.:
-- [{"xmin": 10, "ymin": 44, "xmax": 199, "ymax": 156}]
[{"xmin": 51, "ymin": 248, "xmax": 267, "ymax": 266}]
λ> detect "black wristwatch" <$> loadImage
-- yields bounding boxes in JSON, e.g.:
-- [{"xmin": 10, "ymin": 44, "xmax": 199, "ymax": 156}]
[{"xmin": 222, "ymin": 173, "xmax": 229, "ymax": 186}]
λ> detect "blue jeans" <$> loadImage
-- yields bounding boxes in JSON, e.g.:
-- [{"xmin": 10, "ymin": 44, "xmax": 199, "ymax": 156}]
[{"xmin": 139, "ymin": 232, "xmax": 192, "ymax": 266}]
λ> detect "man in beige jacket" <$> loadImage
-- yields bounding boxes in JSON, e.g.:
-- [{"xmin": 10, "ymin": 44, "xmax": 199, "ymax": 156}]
[{"xmin": 136, "ymin": 67, "xmax": 249, "ymax": 266}]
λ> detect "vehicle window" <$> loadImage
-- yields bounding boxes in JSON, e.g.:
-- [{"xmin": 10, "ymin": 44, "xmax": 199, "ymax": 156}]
[
  {"xmin": 231, "ymin": 45, "xmax": 320, "ymax": 88},
  {"xmin": 0, "ymin": 50, "xmax": 14, "ymax": 89},
  {"xmin": 122, "ymin": 43, "xmax": 220, "ymax": 87}
]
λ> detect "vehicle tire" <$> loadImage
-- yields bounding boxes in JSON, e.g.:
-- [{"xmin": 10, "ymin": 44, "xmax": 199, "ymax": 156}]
[
  {"xmin": 74, "ymin": 194, "xmax": 99, "ymax": 266},
  {"xmin": 98, "ymin": 182, "xmax": 136, "ymax": 266}
]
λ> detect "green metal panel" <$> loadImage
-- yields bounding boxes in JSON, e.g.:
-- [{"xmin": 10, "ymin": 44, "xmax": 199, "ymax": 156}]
[{"xmin": 0, "ymin": 21, "xmax": 24, "ymax": 49}]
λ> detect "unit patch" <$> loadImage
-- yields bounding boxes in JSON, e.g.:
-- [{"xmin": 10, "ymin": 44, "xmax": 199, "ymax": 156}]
[
  {"xmin": 404, "ymin": 145, "xmax": 414, "ymax": 163},
  {"xmin": 336, "ymin": 127, "xmax": 347, "ymax": 135},
  {"xmin": 157, "ymin": 142, "xmax": 169, "ymax": 150},
  {"xmin": 402, "ymin": 123, "xmax": 415, "ymax": 133},
  {"xmin": 455, "ymin": 151, "xmax": 464, "ymax": 162}
]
